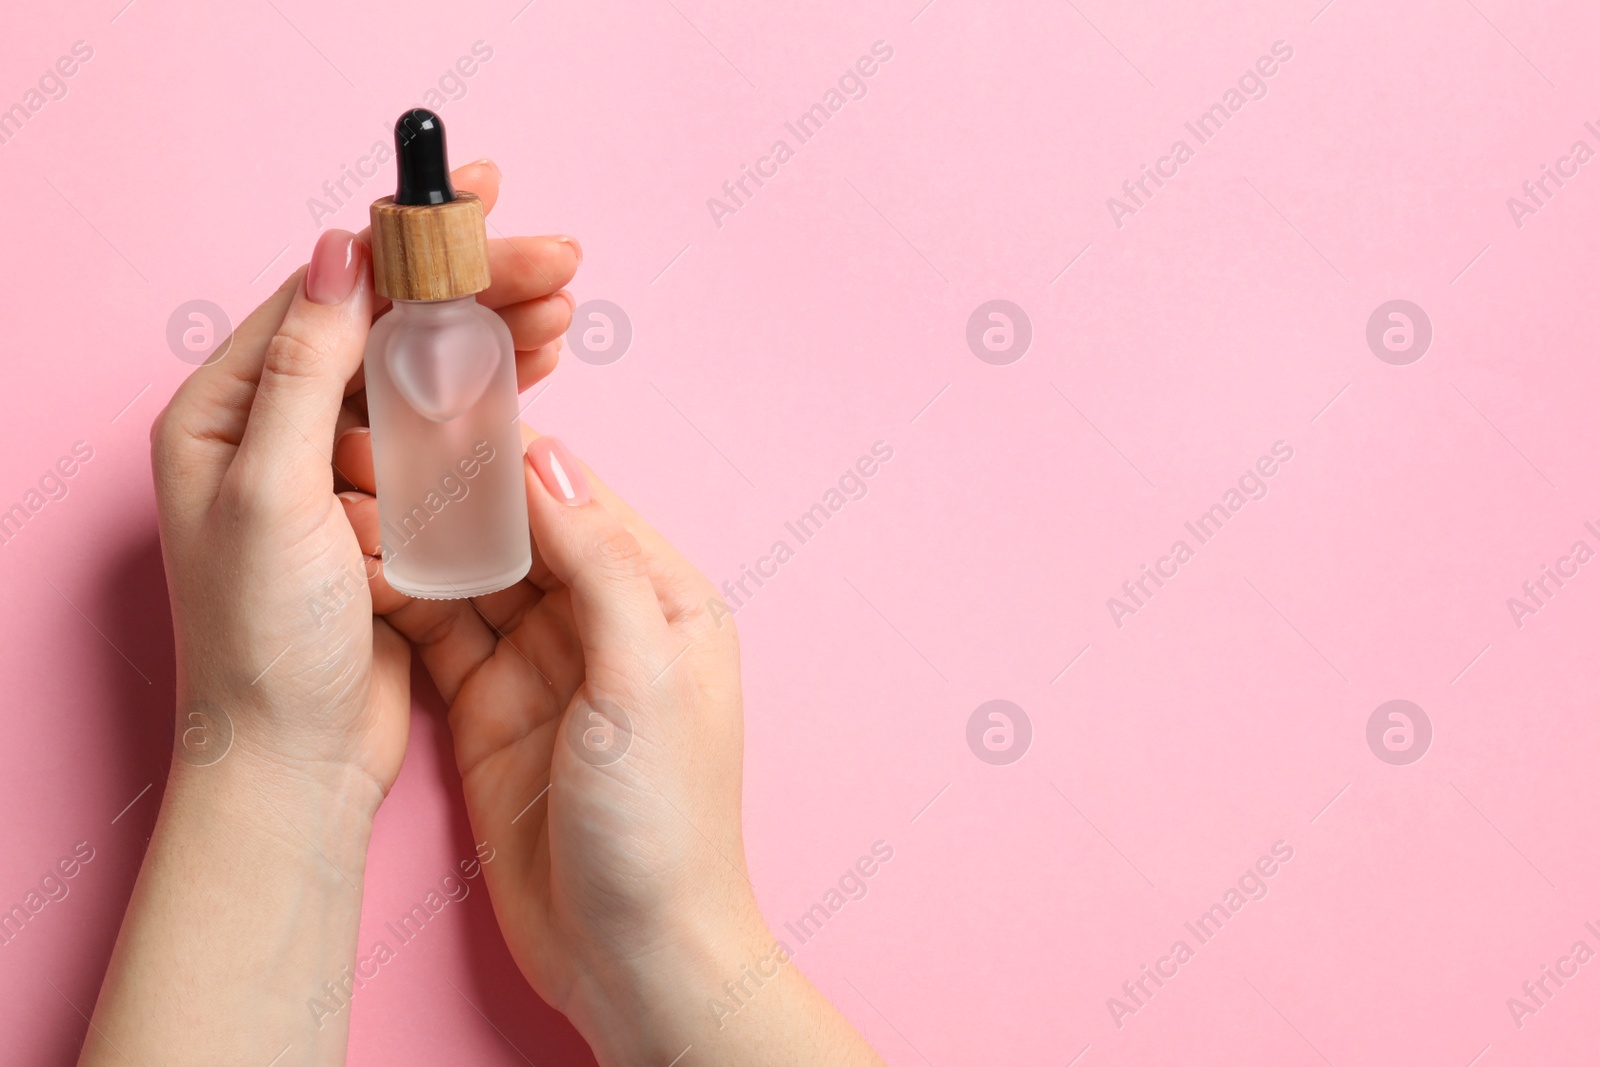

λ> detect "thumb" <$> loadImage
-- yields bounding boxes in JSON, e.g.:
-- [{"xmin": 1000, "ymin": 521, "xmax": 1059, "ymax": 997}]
[
  {"xmin": 523, "ymin": 436, "xmax": 673, "ymax": 690},
  {"xmin": 234, "ymin": 229, "xmax": 373, "ymax": 480}
]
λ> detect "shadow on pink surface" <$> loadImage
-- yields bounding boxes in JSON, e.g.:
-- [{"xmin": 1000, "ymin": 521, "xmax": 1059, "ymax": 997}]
[{"xmin": 20, "ymin": 532, "xmax": 175, "ymax": 1066}]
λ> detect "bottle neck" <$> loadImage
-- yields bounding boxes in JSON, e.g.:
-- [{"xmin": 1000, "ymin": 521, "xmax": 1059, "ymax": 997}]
[{"xmin": 392, "ymin": 295, "xmax": 477, "ymax": 310}]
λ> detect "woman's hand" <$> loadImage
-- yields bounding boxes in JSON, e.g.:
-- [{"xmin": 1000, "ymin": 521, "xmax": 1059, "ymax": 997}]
[{"xmin": 334, "ymin": 429, "xmax": 885, "ymax": 1065}]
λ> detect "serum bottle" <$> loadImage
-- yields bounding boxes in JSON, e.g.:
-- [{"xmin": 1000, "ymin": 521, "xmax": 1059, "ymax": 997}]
[{"xmin": 364, "ymin": 109, "xmax": 531, "ymax": 599}]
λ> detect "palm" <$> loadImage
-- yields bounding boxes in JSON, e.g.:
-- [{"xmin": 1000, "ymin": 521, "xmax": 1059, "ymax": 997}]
[
  {"xmin": 359, "ymin": 557, "xmax": 652, "ymax": 1007},
  {"xmin": 445, "ymin": 588, "xmax": 593, "ymax": 1001}
]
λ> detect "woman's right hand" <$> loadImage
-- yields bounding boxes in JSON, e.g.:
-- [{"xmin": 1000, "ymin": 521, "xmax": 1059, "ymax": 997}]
[{"xmin": 335, "ymin": 426, "xmax": 882, "ymax": 1064}]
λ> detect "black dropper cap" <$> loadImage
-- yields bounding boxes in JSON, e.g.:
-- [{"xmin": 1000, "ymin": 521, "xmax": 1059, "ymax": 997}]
[{"xmin": 394, "ymin": 108, "xmax": 457, "ymax": 206}]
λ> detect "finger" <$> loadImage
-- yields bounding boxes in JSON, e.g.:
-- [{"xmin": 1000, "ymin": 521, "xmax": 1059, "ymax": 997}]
[
  {"xmin": 499, "ymin": 291, "xmax": 574, "ymax": 352},
  {"xmin": 522, "ymin": 437, "xmax": 674, "ymax": 684},
  {"xmin": 356, "ymin": 160, "xmax": 500, "ymax": 247},
  {"xmin": 234, "ymin": 230, "xmax": 373, "ymax": 484},
  {"xmin": 468, "ymin": 581, "xmax": 585, "ymax": 697},
  {"xmin": 381, "ymin": 578, "xmax": 503, "ymax": 705},
  {"xmin": 331, "ymin": 492, "xmax": 400, "ymax": 617},
  {"xmin": 331, "ymin": 406, "xmax": 367, "ymax": 493},
  {"xmin": 337, "ymin": 489, "xmax": 507, "ymax": 703},
  {"xmin": 336, "ymin": 491, "xmax": 382, "ymax": 556},
  {"xmin": 151, "ymin": 273, "xmax": 300, "ymax": 515},
  {"xmin": 519, "ymin": 425, "xmax": 718, "ymax": 627},
  {"xmin": 336, "ymin": 451, "xmax": 570, "ymax": 705},
  {"xmin": 333, "ymin": 427, "xmax": 376, "ymax": 495},
  {"xmin": 516, "ymin": 340, "xmax": 561, "ymax": 393},
  {"xmin": 478, "ymin": 237, "xmax": 581, "ymax": 308},
  {"xmin": 338, "ymin": 422, "xmax": 562, "ymax": 597},
  {"xmin": 449, "ymin": 159, "xmax": 502, "ymax": 215},
  {"xmin": 334, "ymin": 491, "xmax": 399, "ymax": 613},
  {"xmin": 334, "ymin": 404, "xmax": 366, "ymax": 441}
]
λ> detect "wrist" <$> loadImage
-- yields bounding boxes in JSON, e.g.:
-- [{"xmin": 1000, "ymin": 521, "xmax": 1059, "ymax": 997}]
[
  {"xmin": 164, "ymin": 739, "xmax": 382, "ymax": 866},
  {"xmin": 171, "ymin": 694, "xmax": 389, "ymax": 824},
  {"xmin": 569, "ymin": 900, "xmax": 787, "ymax": 1066},
  {"xmin": 83, "ymin": 717, "xmax": 380, "ymax": 1065}
]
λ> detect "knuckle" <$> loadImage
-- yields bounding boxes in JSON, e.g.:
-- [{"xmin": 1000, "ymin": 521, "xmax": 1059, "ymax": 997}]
[
  {"xmin": 148, "ymin": 403, "xmax": 176, "ymax": 452},
  {"xmin": 700, "ymin": 603, "xmax": 740, "ymax": 647},
  {"xmin": 588, "ymin": 526, "xmax": 646, "ymax": 576},
  {"xmin": 213, "ymin": 458, "xmax": 293, "ymax": 526},
  {"xmin": 713, "ymin": 606, "xmax": 741, "ymax": 650},
  {"xmin": 263, "ymin": 327, "xmax": 329, "ymax": 382},
  {"xmin": 148, "ymin": 403, "xmax": 205, "ymax": 488},
  {"xmin": 676, "ymin": 594, "xmax": 740, "ymax": 653}
]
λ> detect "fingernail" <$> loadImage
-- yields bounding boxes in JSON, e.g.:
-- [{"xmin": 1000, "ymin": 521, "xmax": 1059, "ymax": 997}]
[
  {"xmin": 527, "ymin": 436, "xmax": 589, "ymax": 506},
  {"xmin": 556, "ymin": 290, "xmax": 576, "ymax": 313},
  {"xmin": 472, "ymin": 157, "xmax": 501, "ymax": 177},
  {"xmin": 308, "ymin": 229, "xmax": 361, "ymax": 305},
  {"xmin": 337, "ymin": 491, "xmax": 367, "ymax": 504},
  {"xmin": 555, "ymin": 235, "xmax": 583, "ymax": 266}
]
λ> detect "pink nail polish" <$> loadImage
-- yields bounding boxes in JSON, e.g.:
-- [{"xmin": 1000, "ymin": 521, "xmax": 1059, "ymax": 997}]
[
  {"xmin": 308, "ymin": 229, "xmax": 361, "ymax": 305},
  {"xmin": 528, "ymin": 436, "xmax": 589, "ymax": 506},
  {"xmin": 556, "ymin": 235, "xmax": 582, "ymax": 266}
]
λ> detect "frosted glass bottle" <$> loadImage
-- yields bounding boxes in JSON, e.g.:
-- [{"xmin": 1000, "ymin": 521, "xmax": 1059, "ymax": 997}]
[
  {"xmin": 363, "ymin": 106, "xmax": 531, "ymax": 599},
  {"xmin": 363, "ymin": 296, "xmax": 531, "ymax": 599}
]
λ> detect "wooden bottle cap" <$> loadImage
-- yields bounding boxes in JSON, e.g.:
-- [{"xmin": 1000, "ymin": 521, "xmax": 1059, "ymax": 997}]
[{"xmin": 369, "ymin": 193, "xmax": 491, "ymax": 301}]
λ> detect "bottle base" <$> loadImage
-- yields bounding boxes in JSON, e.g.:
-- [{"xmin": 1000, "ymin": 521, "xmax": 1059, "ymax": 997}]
[{"xmin": 385, "ymin": 557, "xmax": 532, "ymax": 601}]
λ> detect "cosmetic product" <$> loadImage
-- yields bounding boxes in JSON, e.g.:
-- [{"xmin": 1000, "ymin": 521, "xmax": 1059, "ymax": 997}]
[{"xmin": 364, "ymin": 108, "xmax": 530, "ymax": 599}]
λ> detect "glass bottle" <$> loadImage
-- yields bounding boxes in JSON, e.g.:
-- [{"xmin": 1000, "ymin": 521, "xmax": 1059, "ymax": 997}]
[{"xmin": 364, "ymin": 108, "xmax": 530, "ymax": 599}]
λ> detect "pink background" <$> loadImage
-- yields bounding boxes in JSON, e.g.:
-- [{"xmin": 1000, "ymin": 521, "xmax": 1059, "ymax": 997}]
[{"xmin": 3, "ymin": 0, "xmax": 1599, "ymax": 1063}]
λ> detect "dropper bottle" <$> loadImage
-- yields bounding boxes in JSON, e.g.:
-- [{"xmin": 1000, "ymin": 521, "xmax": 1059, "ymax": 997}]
[{"xmin": 364, "ymin": 108, "xmax": 531, "ymax": 599}]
